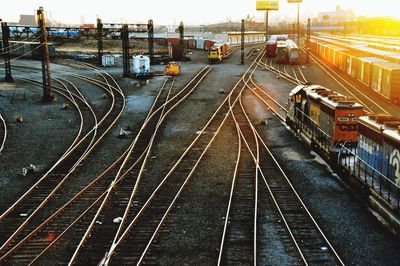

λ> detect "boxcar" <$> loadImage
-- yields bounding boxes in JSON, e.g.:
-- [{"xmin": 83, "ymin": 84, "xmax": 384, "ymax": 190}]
[
  {"xmin": 286, "ymin": 39, "xmax": 299, "ymax": 64},
  {"xmin": 371, "ymin": 61, "xmax": 400, "ymax": 102},
  {"xmin": 266, "ymin": 35, "xmax": 278, "ymax": 57},
  {"xmin": 356, "ymin": 57, "xmax": 388, "ymax": 86},
  {"xmin": 276, "ymin": 40, "xmax": 287, "ymax": 64}
]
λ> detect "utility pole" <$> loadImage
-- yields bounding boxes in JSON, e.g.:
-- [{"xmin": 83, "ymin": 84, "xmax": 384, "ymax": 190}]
[
  {"xmin": 148, "ymin": 19, "xmax": 154, "ymax": 63},
  {"xmin": 241, "ymin": 19, "xmax": 245, "ymax": 65},
  {"xmin": 97, "ymin": 18, "xmax": 103, "ymax": 66},
  {"xmin": 265, "ymin": 11, "xmax": 269, "ymax": 42},
  {"xmin": 37, "ymin": 7, "xmax": 53, "ymax": 102},
  {"xmin": 1, "ymin": 20, "xmax": 13, "ymax": 82},
  {"xmin": 121, "ymin": 24, "xmax": 130, "ymax": 77},
  {"xmin": 306, "ymin": 17, "xmax": 310, "ymax": 64},
  {"xmin": 297, "ymin": 2, "xmax": 300, "ymax": 46},
  {"xmin": 179, "ymin": 21, "xmax": 184, "ymax": 60},
  {"xmin": 292, "ymin": 23, "xmax": 295, "ymax": 41}
]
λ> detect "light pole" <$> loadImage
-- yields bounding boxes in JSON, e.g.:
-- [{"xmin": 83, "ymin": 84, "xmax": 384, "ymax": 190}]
[
  {"xmin": 287, "ymin": 0, "xmax": 303, "ymax": 46},
  {"xmin": 265, "ymin": 10, "xmax": 269, "ymax": 42},
  {"xmin": 297, "ymin": 2, "xmax": 300, "ymax": 45}
]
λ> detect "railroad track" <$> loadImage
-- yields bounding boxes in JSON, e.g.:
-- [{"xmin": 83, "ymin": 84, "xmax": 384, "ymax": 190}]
[
  {"xmin": 299, "ymin": 46, "xmax": 391, "ymax": 115},
  {"xmin": 218, "ymin": 73, "xmax": 259, "ymax": 265},
  {"xmin": 0, "ymin": 113, "xmax": 6, "ymax": 154},
  {"xmin": 79, "ymin": 56, "xmax": 263, "ymax": 265},
  {"xmin": 216, "ymin": 51, "xmax": 344, "ymax": 264},
  {"xmin": 259, "ymin": 56, "xmax": 307, "ymax": 86},
  {"xmin": 91, "ymin": 51, "xmax": 263, "ymax": 265},
  {"xmin": 0, "ymin": 62, "xmax": 126, "ymax": 261},
  {"xmin": 0, "ymin": 75, "xmax": 171, "ymax": 265},
  {"xmin": 61, "ymin": 66, "xmax": 213, "ymax": 265}
]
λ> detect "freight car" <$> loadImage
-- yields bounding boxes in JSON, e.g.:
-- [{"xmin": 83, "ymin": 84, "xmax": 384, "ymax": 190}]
[
  {"xmin": 266, "ymin": 35, "xmax": 278, "ymax": 57},
  {"xmin": 357, "ymin": 114, "xmax": 400, "ymax": 185},
  {"xmin": 276, "ymin": 41, "xmax": 287, "ymax": 64},
  {"xmin": 286, "ymin": 39, "xmax": 299, "ymax": 64},
  {"xmin": 208, "ymin": 43, "xmax": 228, "ymax": 64},
  {"xmin": 309, "ymin": 38, "xmax": 400, "ymax": 104},
  {"xmin": 286, "ymin": 85, "xmax": 365, "ymax": 155}
]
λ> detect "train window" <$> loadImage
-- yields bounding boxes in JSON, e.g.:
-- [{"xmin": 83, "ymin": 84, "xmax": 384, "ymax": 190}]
[
  {"xmin": 338, "ymin": 117, "xmax": 349, "ymax": 122},
  {"xmin": 352, "ymin": 117, "xmax": 359, "ymax": 121}
]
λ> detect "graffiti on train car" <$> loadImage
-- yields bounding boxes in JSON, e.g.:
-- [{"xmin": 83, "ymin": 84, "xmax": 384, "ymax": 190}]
[{"xmin": 389, "ymin": 149, "xmax": 400, "ymax": 185}]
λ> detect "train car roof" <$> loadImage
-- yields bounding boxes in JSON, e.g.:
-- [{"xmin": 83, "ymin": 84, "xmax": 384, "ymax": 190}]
[
  {"xmin": 277, "ymin": 40, "xmax": 287, "ymax": 47},
  {"xmin": 305, "ymin": 86, "xmax": 363, "ymax": 109},
  {"xmin": 359, "ymin": 116, "xmax": 384, "ymax": 132},
  {"xmin": 358, "ymin": 57, "xmax": 388, "ymax": 63},
  {"xmin": 360, "ymin": 115, "xmax": 400, "ymax": 144},
  {"xmin": 286, "ymin": 39, "xmax": 298, "ymax": 49}
]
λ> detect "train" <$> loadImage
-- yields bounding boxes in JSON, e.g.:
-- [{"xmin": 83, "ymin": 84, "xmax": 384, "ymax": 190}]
[
  {"xmin": 276, "ymin": 41, "xmax": 288, "ymax": 64},
  {"xmin": 208, "ymin": 43, "xmax": 228, "ymax": 64},
  {"xmin": 266, "ymin": 36, "xmax": 278, "ymax": 57},
  {"xmin": 286, "ymin": 84, "xmax": 364, "ymax": 154},
  {"xmin": 309, "ymin": 38, "xmax": 400, "ymax": 103},
  {"xmin": 286, "ymin": 84, "xmax": 400, "ymax": 185},
  {"xmin": 131, "ymin": 55, "xmax": 151, "ymax": 78},
  {"xmin": 165, "ymin": 61, "xmax": 181, "ymax": 76},
  {"xmin": 286, "ymin": 39, "xmax": 299, "ymax": 64},
  {"xmin": 273, "ymin": 38, "xmax": 299, "ymax": 64}
]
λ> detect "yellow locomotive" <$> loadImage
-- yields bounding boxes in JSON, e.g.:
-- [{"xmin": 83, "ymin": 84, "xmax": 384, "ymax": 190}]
[
  {"xmin": 208, "ymin": 43, "xmax": 228, "ymax": 64},
  {"xmin": 165, "ymin": 61, "xmax": 181, "ymax": 76}
]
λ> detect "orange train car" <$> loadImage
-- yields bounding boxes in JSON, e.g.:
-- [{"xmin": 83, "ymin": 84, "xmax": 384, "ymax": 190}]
[{"xmin": 286, "ymin": 85, "xmax": 365, "ymax": 154}]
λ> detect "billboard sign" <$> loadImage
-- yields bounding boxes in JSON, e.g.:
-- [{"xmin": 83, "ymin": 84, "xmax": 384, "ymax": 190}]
[{"xmin": 256, "ymin": 0, "xmax": 279, "ymax": 10}]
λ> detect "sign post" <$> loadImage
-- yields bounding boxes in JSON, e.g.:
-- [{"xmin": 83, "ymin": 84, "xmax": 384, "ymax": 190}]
[{"xmin": 256, "ymin": 0, "xmax": 279, "ymax": 42}]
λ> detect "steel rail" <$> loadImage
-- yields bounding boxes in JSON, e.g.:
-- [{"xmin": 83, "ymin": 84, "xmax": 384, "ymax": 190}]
[
  {"xmin": 0, "ymin": 78, "xmax": 172, "ymax": 264},
  {"xmin": 107, "ymin": 57, "xmax": 263, "ymax": 265},
  {"xmin": 0, "ymin": 64, "xmax": 124, "ymax": 252},
  {"xmin": 69, "ymin": 66, "xmax": 212, "ymax": 265},
  {"xmin": 242, "ymin": 61, "xmax": 344, "ymax": 264},
  {"xmin": 0, "ymin": 113, "xmax": 7, "ymax": 154}
]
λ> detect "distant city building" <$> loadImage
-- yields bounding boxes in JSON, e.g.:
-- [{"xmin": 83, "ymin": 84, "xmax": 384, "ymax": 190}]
[
  {"xmin": 317, "ymin": 5, "xmax": 354, "ymax": 25},
  {"xmin": 19, "ymin": 14, "xmax": 36, "ymax": 26}
]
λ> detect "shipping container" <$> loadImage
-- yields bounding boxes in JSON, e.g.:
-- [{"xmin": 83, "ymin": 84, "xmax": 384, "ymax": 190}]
[
  {"xmin": 371, "ymin": 63, "xmax": 383, "ymax": 93},
  {"xmin": 356, "ymin": 57, "xmax": 388, "ymax": 86},
  {"xmin": 333, "ymin": 48, "xmax": 347, "ymax": 69},
  {"xmin": 379, "ymin": 62, "xmax": 400, "ymax": 101}
]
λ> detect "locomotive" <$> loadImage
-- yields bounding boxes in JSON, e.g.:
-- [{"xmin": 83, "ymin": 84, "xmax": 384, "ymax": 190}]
[
  {"xmin": 286, "ymin": 85, "xmax": 365, "ymax": 155},
  {"xmin": 208, "ymin": 43, "xmax": 228, "ymax": 64},
  {"xmin": 286, "ymin": 84, "xmax": 400, "ymax": 185}
]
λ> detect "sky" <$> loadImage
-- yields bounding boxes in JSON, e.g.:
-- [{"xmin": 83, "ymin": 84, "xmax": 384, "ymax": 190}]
[{"xmin": 1, "ymin": 0, "xmax": 399, "ymax": 25}]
